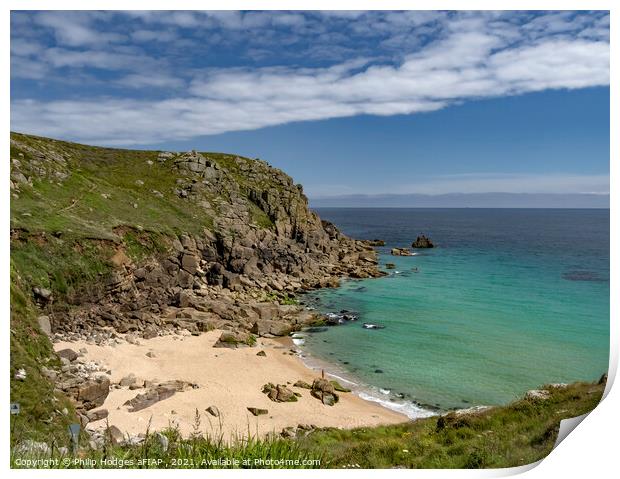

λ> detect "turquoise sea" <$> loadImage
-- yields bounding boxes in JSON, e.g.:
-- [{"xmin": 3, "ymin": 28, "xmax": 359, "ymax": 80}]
[{"xmin": 298, "ymin": 208, "xmax": 609, "ymax": 416}]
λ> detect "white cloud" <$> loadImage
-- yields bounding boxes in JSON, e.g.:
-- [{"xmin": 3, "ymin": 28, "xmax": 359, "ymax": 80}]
[
  {"xmin": 33, "ymin": 11, "xmax": 126, "ymax": 47},
  {"xmin": 116, "ymin": 72, "xmax": 185, "ymax": 89},
  {"xmin": 11, "ymin": 11, "xmax": 610, "ymax": 145},
  {"xmin": 131, "ymin": 29, "xmax": 178, "ymax": 43}
]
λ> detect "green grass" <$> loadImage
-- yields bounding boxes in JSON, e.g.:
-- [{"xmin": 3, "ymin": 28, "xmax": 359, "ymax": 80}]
[
  {"xmin": 12, "ymin": 428, "xmax": 322, "ymax": 469},
  {"xmin": 11, "ymin": 132, "xmax": 216, "ymax": 239},
  {"xmin": 10, "ymin": 265, "xmax": 78, "ymax": 448},
  {"xmin": 297, "ymin": 380, "xmax": 605, "ymax": 468}
]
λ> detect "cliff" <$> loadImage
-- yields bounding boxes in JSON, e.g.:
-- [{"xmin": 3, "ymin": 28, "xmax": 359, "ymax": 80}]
[{"xmin": 9, "ymin": 132, "xmax": 381, "ymax": 442}]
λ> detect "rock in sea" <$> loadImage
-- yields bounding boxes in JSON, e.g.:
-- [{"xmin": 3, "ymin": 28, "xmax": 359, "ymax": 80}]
[{"xmin": 412, "ymin": 234, "xmax": 434, "ymax": 248}]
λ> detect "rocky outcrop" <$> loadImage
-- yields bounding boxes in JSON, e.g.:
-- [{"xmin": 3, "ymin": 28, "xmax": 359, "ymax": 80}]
[
  {"xmin": 45, "ymin": 169, "xmax": 383, "ymax": 340},
  {"xmin": 364, "ymin": 239, "xmax": 386, "ymax": 246},
  {"xmin": 412, "ymin": 234, "xmax": 434, "ymax": 248},
  {"xmin": 213, "ymin": 330, "xmax": 254, "ymax": 348},
  {"xmin": 525, "ymin": 389, "xmax": 551, "ymax": 401},
  {"xmin": 262, "ymin": 383, "xmax": 299, "ymax": 402},
  {"xmin": 310, "ymin": 378, "xmax": 339, "ymax": 406},
  {"xmin": 391, "ymin": 247, "xmax": 413, "ymax": 256},
  {"xmin": 75, "ymin": 378, "xmax": 111, "ymax": 410},
  {"xmin": 123, "ymin": 380, "xmax": 197, "ymax": 412}
]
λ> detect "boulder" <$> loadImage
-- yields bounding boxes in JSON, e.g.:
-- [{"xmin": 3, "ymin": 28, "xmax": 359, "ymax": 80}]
[
  {"xmin": 181, "ymin": 253, "xmax": 200, "ymax": 274},
  {"xmin": 250, "ymin": 319, "xmax": 291, "ymax": 337},
  {"xmin": 213, "ymin": 331, "xmax": 253, "ymax": 348},
  {"xmin": 390, "ymin": 248, "xmax": 413, "ymax": 256},
  {"xmin": 293, "ymin": 380, "xmax": 312, "ymax": 389},
  {"xmin": 206, "ymin": 406, "xmax": 220, "ymax": 417},
  {"xmin": 247, "ymin": 407, "xmax": 269, "ymax": 416},
  {"xmin": 87, "ymin": 409, "xmax": 109, "ymax": 422},
  {"xmin": 37, "ymin": 315, "xmax": 52, "ymax": 336},
  {"xmin": 33, "ymin": 286, "xmax": 53, "ymax": 303},
  {"xmin": 142, "ymin": 325, "xmax": 159, "ymax": 339},
  {"xmin": 119, "ymin": 374, "xmax": 137, "ymax": 387},
  {"xmin": 310, "ymin": 378, "xmax": 339, "ymax": 406},
  {"xmin": 525, "ymin": 389, "xmax": 551, "ymax": 401},
  {"xmin": 57, "ymin": 348, "xmax": 78, "ymax": 362},
  {"xmin": 106, "ymin": 425, "xmax": 125, "ymax": 445},
  {"xmin": 77, "ymin": 378, "xmax": 110, "ymax": 410},
  {"xmin": 262, "ymin": 383, "xmax": 298, "ymax": 402},
  {"xmin": 123, "ymin": 384, "xmax": 177, "ymax": 412}
]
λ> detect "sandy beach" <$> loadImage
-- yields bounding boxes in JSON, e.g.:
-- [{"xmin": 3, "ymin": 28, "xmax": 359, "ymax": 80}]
[{"xmin": 54, "ymin": 330, "xmax": 408, "ymax": 440}]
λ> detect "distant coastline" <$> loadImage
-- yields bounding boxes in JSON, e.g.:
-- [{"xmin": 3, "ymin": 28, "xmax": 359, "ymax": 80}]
[{"xmin": 309, "ymin": 192, "xmax": 610, "ymax": 209}]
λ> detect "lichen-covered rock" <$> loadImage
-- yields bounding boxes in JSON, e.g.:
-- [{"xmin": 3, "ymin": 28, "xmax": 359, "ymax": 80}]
[
  {"xmin": 213, "ymin": 331, "xmax": 254, "ymax": 348},
  {"xmin": 310, "ymin": 378, "xmax": 339, "ymax": 406},
  {"xmin": 77, "ymin": 377, "xmax": 110, "ymax": 410},
  {"xmin": 262, "ymin": 383, "xmax": 298, "ymax": 402}
]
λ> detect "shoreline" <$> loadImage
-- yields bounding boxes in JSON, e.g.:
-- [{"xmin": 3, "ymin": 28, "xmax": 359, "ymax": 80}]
[
  {"xmin": 54, "ymin": 329, "xmax": 409, "ymax": 441},
  {"xmin": 290, "ymin": 329, "xmax": 439, "ymax": 420}
]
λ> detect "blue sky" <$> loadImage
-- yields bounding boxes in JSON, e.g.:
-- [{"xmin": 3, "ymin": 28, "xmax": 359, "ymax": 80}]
[{"xmin": 10, "ymin": 11, "xmax": 610, "ymax": 200}]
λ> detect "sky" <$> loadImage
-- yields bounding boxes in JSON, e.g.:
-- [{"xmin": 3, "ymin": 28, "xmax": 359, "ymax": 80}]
[{"xmin": 10, "ymin": 11, "xmax": 610, "ymax": 205}]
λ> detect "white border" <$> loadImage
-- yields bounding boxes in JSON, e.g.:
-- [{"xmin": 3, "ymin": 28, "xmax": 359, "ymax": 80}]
[{"xmin": 2, "ymin": 1, "xmax": 616, "ymax": 477}]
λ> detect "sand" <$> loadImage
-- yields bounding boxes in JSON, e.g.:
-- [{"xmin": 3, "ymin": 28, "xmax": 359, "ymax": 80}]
[{"xmin": 54, "ymin": 330, "xmax": 408, "ymax": 440}]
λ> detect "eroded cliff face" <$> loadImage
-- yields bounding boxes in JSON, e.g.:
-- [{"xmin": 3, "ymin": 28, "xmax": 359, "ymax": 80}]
[{"xmin": 10, "ymin": 133, "xmax": 382, "ymax": 344}]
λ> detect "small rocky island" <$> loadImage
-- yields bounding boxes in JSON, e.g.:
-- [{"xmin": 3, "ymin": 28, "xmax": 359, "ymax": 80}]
[{"xmin": 412, "ymin": 234, "xmax": 434, "ymax": 248}]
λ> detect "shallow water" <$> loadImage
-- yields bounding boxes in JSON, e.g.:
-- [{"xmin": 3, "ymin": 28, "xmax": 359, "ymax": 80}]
[{"xmin": 300, "ymin": 208, "xmax": 609, "ymax": 414}]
